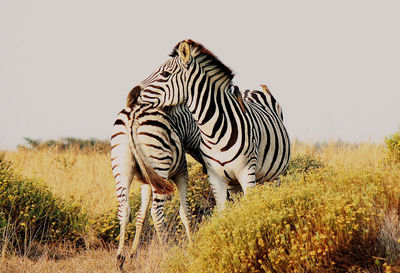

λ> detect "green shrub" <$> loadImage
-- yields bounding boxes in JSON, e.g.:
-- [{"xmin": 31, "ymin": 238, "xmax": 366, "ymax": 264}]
[
  {"xmin": 0, "ymin": 154, "xmax": 87, "ymax": 253},
  {"xmin": 283, "ymin": 155, "xmax": 324, "ymax": 176},
  {"xmin": 164, "ymin": 165, "xmax": 400, "ymax": 272},
  {"xmin": 385, "ymin": 130, "xmax": 400, "ymax": 163}
]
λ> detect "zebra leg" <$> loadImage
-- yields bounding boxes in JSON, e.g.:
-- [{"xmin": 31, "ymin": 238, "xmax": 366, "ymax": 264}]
[
  {"xmin": 116, "ymin": 191, "xmax": 130, "ymax": 268},
  {"xmin": 150, "ymin": 191, "xmax": 168, "ymax": 243},
  {"xmin": 174, "ymin": 171, "xmax": 192, "ymax": 242},
  {"xmin": 111, "ymin": 127, "xmax": 135, "ymax": 267},
  {"xmin": 130, "ymin": 184, "xmax": 152, "ymax": 258},
  {"xmin": 237, "ymin": 169, "xmax": 257, "ymax": 194},
  {"xmin": 208, "ymin": 171, "xmax": 228, "ymax": 211}
]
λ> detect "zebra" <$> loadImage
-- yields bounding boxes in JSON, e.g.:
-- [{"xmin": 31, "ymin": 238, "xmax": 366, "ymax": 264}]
[
  {"xmin": 110, "ymin": 85, "xmax": 203, "ymax": 268},
  {"xmin": 136, "ymin": 39, "xmax": 291, "ymax": 210}
]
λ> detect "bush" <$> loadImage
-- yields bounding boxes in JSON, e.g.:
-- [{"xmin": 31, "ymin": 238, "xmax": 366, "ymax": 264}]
[
  {"xmin": 283, "ymin": 155, "xmax": 324, "ymax": 176},
  {"xmin": 164, "ymin": 165, "xmax": 400, "ymax": 272},
  {"xmin": 385, "ymin": 130, "xmax": 400, "ymax": 163},
  {"xmin": 0, "ymin": 154, "xmax": 87, "ymax": 253}
]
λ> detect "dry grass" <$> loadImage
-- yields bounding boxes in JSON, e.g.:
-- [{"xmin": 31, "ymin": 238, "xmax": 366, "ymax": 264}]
[
  {"xmin": 0, "ymin": 239, "xmax": 167, "ymax": 273},
  {"xmin": 2, "ymin": 139, "xmax": 399, "ymax": 272},
  {"xmin": 291, "ymin": 140, "xmax": 386, "ymax": 169},
  {"xmin": 5, "ymin": 147, "xmax": 120, "ymax": 217}
]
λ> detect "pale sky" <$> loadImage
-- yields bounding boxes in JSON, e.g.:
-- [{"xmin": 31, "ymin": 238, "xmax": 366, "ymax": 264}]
[{"xmin": 1, "ymin": 0, "xmax": 399, "ymax": 149}]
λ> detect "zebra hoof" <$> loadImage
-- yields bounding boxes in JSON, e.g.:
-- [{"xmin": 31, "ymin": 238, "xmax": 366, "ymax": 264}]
[
  {"xmin": 130, "ymin": 250, "xmax": 138, "ymax": 259},
  {"xmin": 117, "ymin": 254, "xmax": 126, "ymax": 271}
]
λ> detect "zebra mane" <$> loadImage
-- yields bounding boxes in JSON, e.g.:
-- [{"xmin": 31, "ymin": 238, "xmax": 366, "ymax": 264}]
[{"xmin": 170, "ymin": 39, "xmax": 235, "ymax": 81}]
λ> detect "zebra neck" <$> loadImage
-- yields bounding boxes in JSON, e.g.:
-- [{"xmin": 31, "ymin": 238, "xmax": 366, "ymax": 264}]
[{"xmin": 186, "ymin": 75, "xmax": 237, "ymax": 139}]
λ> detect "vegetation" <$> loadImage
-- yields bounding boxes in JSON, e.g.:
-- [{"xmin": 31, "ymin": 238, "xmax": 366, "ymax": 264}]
[
  {"xmin": 386, "ymin": 130, "xmax": 400, "ymax": 163},
  {"xmin": 164, "ymin": 166, "xmax": 400, "ymax": 272},
  {"xmin": 6, "ymin": 145, "xmax": 115, "ymax": 217},
  {"xmin": 1, "ymin": 132, "xmax": 400, "ymax": 272},
  {"xmin": 19, "ymin": 137, "xmax": 110, "ymax": 153},
  {"xmin": 282, "ymin": 154, "xmax": 324, "ymax": 175},
  {"xmin": 0, "ymin": 154, "xmax": 86, "ymax": 255}
]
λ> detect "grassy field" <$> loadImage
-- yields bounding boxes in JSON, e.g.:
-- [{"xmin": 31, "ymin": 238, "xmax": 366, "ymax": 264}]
[{"xmin": 1, "ymin": 138, "xmax": 400, "ymax": 272}]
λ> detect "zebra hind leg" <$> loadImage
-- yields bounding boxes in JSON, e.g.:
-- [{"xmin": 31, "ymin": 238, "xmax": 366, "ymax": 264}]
[
  {"xmin": 116, "ymin": 194, "xmax": 130, "ymax": 269},
  {"xmin": 130, "ymin": 184, "xmax": 152, "ymax": 258},
  {"xmin": 112, "ymin": 151, "xmax": 134, "ymax": 268},
  {"xmin": 111, "ymin": 114, "xmax": 135, "ymax": 269},
  {"xmin": 150, "ymin": 191, "xmax": 168, "ymax": 244},
  {"xmin": 174, "ymin": 171, "xmax": 192, "ymax": 242}
]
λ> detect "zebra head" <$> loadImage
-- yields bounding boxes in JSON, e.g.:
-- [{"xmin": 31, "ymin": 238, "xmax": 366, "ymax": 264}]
[
  {"xmin": 138, "ymin": 40, "xmax": 234, "ymax": 109},
  {"xmin": 138, "ymin": 41, "xmax": 194, "ymax": 108}
]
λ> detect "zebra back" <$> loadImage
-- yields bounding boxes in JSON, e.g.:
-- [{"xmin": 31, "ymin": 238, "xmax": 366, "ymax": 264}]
[{"xmin": 242, "ymin": 84, "xmax": 284, "ymax": 120}]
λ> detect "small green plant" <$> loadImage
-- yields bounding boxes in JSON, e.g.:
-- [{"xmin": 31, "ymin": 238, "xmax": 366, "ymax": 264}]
[{"xmin": 385, "ymin": 130, "xmax": 400, "ymax": 163}]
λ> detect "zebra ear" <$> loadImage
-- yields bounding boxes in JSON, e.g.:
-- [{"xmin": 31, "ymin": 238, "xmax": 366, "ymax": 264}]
[{"xmin": 178, "ymin": 41, "xmax": 191, "ymax": 66}]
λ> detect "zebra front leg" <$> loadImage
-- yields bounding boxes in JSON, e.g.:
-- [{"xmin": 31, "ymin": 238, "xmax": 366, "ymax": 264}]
[
  {"xmin": 174, "ymin": 172, "xmax": 192, "ymax": 242},
  {"xmin": 237, "ymin": 168, "xmax": 257, "ymax": 195},
  {"xmin": 130, "ymin": 184, "xmax": 152, "ymax": 258},
  {"xmin": 207, "ymin": 171, "xmax": 228, "ymax": 211},
  {"xmin": 150, "ymin": 191, "xmax": 168, "ymax": 243}
]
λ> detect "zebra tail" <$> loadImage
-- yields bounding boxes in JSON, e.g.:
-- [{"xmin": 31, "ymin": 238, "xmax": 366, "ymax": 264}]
[{"xmin": 128, "ymin": 119, "xmax": 175, "ymax": 194}]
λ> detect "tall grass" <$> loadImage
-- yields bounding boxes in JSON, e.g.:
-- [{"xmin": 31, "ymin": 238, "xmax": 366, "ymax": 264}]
[{"xmin": 5, "ymin": 147, "xmax": 119, "ymax": 217}]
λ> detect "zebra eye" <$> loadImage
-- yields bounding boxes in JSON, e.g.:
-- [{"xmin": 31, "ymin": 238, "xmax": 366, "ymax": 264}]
[{"xmin": 161, "ymin": 71, "xmax": 171, "ymax": 77}]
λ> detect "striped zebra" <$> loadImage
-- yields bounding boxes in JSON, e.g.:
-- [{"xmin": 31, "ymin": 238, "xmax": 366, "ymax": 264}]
[
  {"xmin": 137, "ymin": 40, "xmax": 290, "ymax": 210},
  {"xmin": 110, "ymin": 85, "xmax": 202, "ymax": 267}
]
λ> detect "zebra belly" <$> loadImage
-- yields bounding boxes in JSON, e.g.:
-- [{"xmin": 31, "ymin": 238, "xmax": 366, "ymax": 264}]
[
  {"xmin": 201, "ymin": 137, "xmax": 288, "ymax": 184},
  {"xmin": 201, "ymin": 149, "xmax": 253, "ymax": 184}
]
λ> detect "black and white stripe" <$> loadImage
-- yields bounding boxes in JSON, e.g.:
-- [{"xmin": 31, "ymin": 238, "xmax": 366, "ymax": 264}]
[
  {"xmin": 111, "ymin": 86, "xmax": 201, "ymax": 266},
  {"xmin": 137, "ymin": 40, "xmax": 290, "ymax": 209}
]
